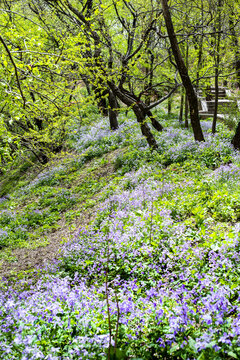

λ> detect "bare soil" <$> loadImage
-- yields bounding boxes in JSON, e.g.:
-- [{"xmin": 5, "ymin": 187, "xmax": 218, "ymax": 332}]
[
  {"xmin": 0, "ymin": 210, "xmax": 94, "ymax": 279},
  {"xmin": 0, "ymin": 149, "xmax": 122, "ymax": 279}
]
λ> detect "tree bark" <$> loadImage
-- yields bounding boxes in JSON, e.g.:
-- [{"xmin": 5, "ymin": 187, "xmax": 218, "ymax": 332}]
[
  {"xmin": 92, "ymin": 85, "xmax": 108, "ymax": 116},
  {"xmin": 133, "ymin": 105, "xmax": 158, "ymax": 149},
  {"xmin": 232, "ymin": 121, "xmax": 240, "ymax": 150},
  {"xmin": 196, "ymin": 0, "xmax": 204, "ymax": 91},
  {"xmin": 161, "ymin": 0, "xmax": 204, "ymax": 142},
  {"xmin": 229, "ymin": 11, "xmax": 240, "ymax": 88},
  {"xmin": 108, "ymin": 82, "xmax": 158, "ymax": 149},
  {"xmin": 147, "ymin": 110, "xmax": 163, "ymax": 131},
  {"xmin": 108, "ymin": 90, "xmax": 119, "ymax": 130},
  {"xmin": 212, "ymin": 61, "xmax": 219, "ymax": 134},
  {"xmin": 167, "ymin": 93, "xmax": 172, "ymax": 115},
  {"xmin": 184, "ymin": 43, "xmax": 189, "ymax": 128},
  {"xmin": 179, "ymin": 88, "xmax": 184, "ymax": 124},
  {"xmin": 212, "ymin": 0, "xmax": 222, "ymax": 134},
  {"xmin": 184, "ymin": 92, "xmax": 189, "ymax": 128}
]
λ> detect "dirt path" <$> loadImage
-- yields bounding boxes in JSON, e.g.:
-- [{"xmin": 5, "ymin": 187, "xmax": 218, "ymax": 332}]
[
  {"xmin": 0, "ymin": 148, "xmax": 123, "ymax": 280},
  {"xmin": 0, "ymin": 210, "xmax": 94, "ymax": 279}
]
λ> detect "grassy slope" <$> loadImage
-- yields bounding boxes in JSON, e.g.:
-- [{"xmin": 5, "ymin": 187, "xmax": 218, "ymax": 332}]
[
  {"xmin": 0, "ymin": 113, "xmax": 138, "ymax": 273},
  {"xmin": 0, "ymin": 147, "xmax": 124, "ymax": 276},
  {"xmin": 0, "ymin": 110, "xmax": 240, "ymax": 359}
]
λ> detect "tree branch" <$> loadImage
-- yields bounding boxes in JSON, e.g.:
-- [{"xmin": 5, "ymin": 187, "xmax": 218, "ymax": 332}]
[
  {"xmin": 147, "ymin": 84, "xmax": 180, "ymax": 110},
  {"xmin": 0, "ymin": 35, "xmax": 26, "ymax": 109}
]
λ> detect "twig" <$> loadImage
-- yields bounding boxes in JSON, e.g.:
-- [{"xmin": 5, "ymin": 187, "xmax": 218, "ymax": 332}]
[{"xmin": 0, "ymin": 35, "xmax": 26, "ymax": 108}]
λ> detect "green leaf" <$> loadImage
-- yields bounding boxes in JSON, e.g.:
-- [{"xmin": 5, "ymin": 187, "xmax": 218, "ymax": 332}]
[
  {"xmin": 227, "ymin": 352, "xmax": 238, "ymax": 359},
  {"xmin": 197, "ymin": 353, "xmax": 205, "ymax": 360}
]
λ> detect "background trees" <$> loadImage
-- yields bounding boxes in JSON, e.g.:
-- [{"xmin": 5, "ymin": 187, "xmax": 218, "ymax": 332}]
[
  {"xmin": 0, "ymin": 0, "xmax": 240, "ymax": 169},
  {"xmin": 0, "ymin": 1, "xmax": 80, "ymax": 163}
]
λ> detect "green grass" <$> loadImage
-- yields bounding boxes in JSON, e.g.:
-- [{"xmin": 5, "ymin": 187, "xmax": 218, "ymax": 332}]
[
  {"xmin": 1, "ymin": 108, "xmax": 240, "ymax": 359},
  {"xmin": 0, "ymin": 149, "xmax": 120, "ymax": 263}
]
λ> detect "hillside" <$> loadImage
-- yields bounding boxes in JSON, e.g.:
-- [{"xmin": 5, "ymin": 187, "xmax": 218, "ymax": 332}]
[{"xmin": 0, "ymin": 110, "xmax": 240, "ymax": 359}]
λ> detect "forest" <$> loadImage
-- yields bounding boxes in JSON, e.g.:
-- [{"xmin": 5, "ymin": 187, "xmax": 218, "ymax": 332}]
[{"xmin": 0, "ymin": 0, "xmax": 240, "ymax": 359}]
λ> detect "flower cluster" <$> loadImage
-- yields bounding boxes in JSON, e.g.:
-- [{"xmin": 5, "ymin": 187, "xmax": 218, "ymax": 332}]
[{"xmin": 0, "ymin": 116, "xmax": 240, "ymax": 359}]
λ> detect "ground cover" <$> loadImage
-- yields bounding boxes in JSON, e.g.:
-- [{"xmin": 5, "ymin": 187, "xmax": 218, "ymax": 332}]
[{"xmin": 0, "ymin": 112, "xmax": 240, "ymax": 359}]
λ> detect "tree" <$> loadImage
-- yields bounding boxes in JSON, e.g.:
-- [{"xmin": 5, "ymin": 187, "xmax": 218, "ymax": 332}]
[
  {"xmin": 34, "ymin": 0, "xmax": 181, "ymax": 149},
  {"xmin": 0, "ymin": 2, "xmax": 80, "ymax": 164},
  {"xmin": 3, "ymin": 0, "xmax": 239, "ymax": 160},
  {"xmin": 161, "ymin": 0, "xmax": 205, "ymax": 142},
  {"xmin": 232, "ymin": 121, "xmax": 240, "ymax": 150},
  {"xmin": 33, "ymin": 0, "xmax": 120, "ymax": 128},
  {"xmin": 227, "ymin": 1, "xmax": 240, "ymax": 88},
  {"xmin": 212, "ymin": 0, "xmax": 223, "ymax": 134}
]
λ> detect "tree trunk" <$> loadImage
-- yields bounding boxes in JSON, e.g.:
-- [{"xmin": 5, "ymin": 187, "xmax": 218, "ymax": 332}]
[
  {"xmin": 229, "ymin": 13, "xmax": 240, "ymax": 88},
  {"xmin": 232, "ymin": 121, "xmax": 240, "ymax": 149},
  {"xmin": 167, "ymin": 94, "xmax": 172, "ymax": 115},
  {"xmin": 184, "ymin": 42, "xmax": 189, "ymax": 128},
  {"xmin": 161, "ymin": 0, "xmax": 204, "ymax": 142},
  {"xmin": 145, "ymin": 48, "xmax": 154, "ymax": 106},
  {"xmin": 94, "ymin": 88, "xmax": 108, "ymax": 116},
  {"xmin": 133, "ymin": 105, "xmax": 158, "ymax": 149},
  {"xmin": 184, "ymin": 91, "xmax": 189, "ymax": 128},
  {"xmin": 147, "ymin": 110, "xmax": 163, "ymax": 131},
  {"xmin": 212, "ymin": 0, "xmax": 222, "ymax": 134},
  {"xmin": 108, "ymin": 90, "xmax": 119, "ymax": 130},
  {"xmin": 108, "ymin": 82, "xmax": 158, "ymax": 149},
  {"xmin": 212, "ymin": 71, "xmax": 219, "ymax": 134},
  {"xmin": 196, "ymin": 0, "xmax": 204, "ymax": 91},
  {"xmin": 179, "ymin": 88, "xmax": 184, "ymax": 123},
  {"xmin": 139, "ymin": 101, "xmax": 163, "ymax": 131}
]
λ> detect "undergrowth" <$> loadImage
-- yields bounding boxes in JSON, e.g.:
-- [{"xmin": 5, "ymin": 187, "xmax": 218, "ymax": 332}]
[{"xmin": 0, "ymin": 111, "xmax": 240, "ymax": 359}]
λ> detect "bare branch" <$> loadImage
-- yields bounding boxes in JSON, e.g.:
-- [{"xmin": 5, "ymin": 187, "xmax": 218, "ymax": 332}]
[
  {"xmin": 0, "ymin": 35, "xmax": 26, "ymax": 109},
  {"xmin": 147, "ymin": 84, "xmax": 180, "ymax": 110}
]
